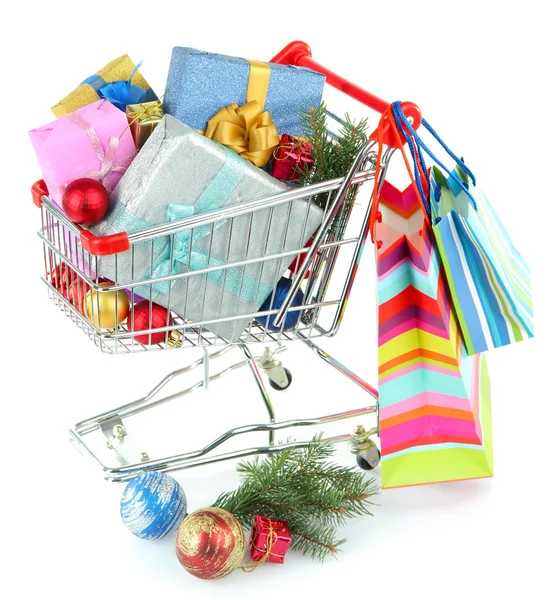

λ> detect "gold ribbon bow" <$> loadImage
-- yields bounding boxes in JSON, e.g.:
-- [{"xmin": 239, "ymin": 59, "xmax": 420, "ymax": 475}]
[{"xmin": 203, "ymin": 59, "xmax": 280, "ymax": 168}]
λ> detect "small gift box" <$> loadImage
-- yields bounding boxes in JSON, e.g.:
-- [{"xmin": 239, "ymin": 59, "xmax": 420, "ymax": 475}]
[
  {"xmin": 272, "ymin": 134, "xmax": 314, "ymax": 181},
  {"xmin": 90, "ymin": 115, "xmax": 323, "ymax": 342},
  {"xmin": 249, "ymin": 515, "xmax": 291, "ymax": 564},
  {"xmin": 52, "ymin": 55, "xmax": 157, "ymax": 118},
  {"xmin": 163, "ymin": 47, "xmax": 326, "ymax": 137},
  {"xmin": 29, "ymin": 99, "xmax": 137, "ymax": 207},
  {"xmin": 126, "ymin": 100, "xmax": 164, "ymax": 149},
  {"xmin": 30, "ymin": 100, "xmax": 137, "ymax": 276}
]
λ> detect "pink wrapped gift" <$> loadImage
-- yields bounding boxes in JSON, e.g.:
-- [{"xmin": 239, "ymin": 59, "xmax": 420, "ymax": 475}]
[{"xmin": 29, "ymin": 99, "xmax": 136, "ymax": 207}]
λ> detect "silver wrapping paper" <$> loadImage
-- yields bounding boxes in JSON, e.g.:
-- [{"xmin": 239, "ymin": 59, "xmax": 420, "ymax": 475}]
[{"xmin": 91, "ymin": 115, "xmax": 323, "ymax": 341}]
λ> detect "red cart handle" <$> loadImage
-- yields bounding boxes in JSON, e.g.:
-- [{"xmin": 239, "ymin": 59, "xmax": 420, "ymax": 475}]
[{"xmin": 270, "ymin": 40, "xmax": 421, "ymax": 148}]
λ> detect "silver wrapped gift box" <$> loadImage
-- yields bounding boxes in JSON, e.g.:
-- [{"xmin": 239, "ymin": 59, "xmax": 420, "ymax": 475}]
[{"xmin": 91, "ymin": 115, "xmax": 323, "ymax": 341}]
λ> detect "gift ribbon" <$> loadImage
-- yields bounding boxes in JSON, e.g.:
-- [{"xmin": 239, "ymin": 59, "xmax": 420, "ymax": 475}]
[
  {"xmin": 203, "ymin": 59, "xmax": 280, "ymax": 167},
  {"xmin": 104, "ymin": 148, "xmax": 273, "ymax": 306},
  {"xmin": 82, "ymin": 63, "xmax": 155, "ymax": 112},
  {"xmin": 54, "ymin": 112, "xmax": 135, "ymax": 197}
]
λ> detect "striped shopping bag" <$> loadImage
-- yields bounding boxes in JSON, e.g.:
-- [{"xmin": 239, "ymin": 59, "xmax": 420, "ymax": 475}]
[
  {"xmin": 430, "ymin": 166, "xmax": 533, "ymax": 355},
  {"xmin": 376, "ymin": 180, "xmax": 493, "ymax": 488},
  {"xmin": 380, "ymin": 101, "xmax": 534, "ymax": 356}
]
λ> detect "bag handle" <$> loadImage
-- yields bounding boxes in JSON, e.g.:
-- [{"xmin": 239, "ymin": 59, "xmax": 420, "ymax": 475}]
[
  {"xmin": 369, "ymin": 105, "xmax": 431, "ymax": 242},
  {"xmin": 391, "ymin": 102, "xmax": 478, "ymax": 211}
]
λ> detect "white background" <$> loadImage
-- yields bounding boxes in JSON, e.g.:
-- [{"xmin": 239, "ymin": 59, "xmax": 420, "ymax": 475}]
[{"xmin": 2, "ymin": 1, "xmax": 554, "ymax": 598}]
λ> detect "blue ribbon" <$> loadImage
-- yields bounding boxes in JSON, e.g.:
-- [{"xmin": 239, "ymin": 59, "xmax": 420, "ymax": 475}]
[{"xmin": 81, "ymin": 63, "xmax": 156, "ymax": 111}]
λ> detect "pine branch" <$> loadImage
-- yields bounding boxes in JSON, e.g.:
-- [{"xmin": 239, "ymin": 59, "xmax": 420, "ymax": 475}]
[
  {"xmin": 297, "ymin": 102, "xmax": 372, "ymax": 234},
  {"xmin": 213, "ymin": 436, "xmax": 379, "ymax": 561}
]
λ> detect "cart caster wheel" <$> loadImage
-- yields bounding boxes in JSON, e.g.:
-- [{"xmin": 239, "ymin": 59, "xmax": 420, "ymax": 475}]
[
  {"xmin": 269, "ymin": 368, "xmax": 292, "ymax": 391},
  {"xmin": 356, "ymin": 447, "xmax": 381, "ymax": 470}
]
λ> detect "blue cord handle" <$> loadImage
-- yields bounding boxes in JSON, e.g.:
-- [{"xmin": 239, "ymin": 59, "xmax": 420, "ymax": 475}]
[{"xmin": 391, "ymin": 101, "xmax": 478, "ymax": 211}]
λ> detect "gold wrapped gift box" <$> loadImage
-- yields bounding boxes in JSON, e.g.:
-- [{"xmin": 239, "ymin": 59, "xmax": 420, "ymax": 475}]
[
  {"xmin": 126, "ymin": 101, "xmax": 164, "ymax": 149},
  {"xmin": 52, "ymin": 55, "xmax": 153, "ymax": 118}
]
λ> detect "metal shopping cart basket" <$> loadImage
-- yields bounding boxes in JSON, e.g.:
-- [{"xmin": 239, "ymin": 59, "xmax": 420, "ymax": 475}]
[{"xmin": 34, "ymin": 41, "xmax": 422, "ymax": 483}]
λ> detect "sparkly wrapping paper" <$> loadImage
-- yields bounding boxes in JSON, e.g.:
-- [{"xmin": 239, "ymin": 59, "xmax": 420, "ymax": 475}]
[
  {"xmin": 51, "ymin": 54, "xmax": 156, "ymax": 118},
  {"xmin": 126, "ymin": 100, "xmax": 164, "ymax": 149},
  {"xmin": 29, "ymin": 100, "xmax": 137, "ymax": 208},
  {"xmin": 163, "ymin": 47, "xmax": 326, "ymax": 136},
  {"xmin": 91, "ymin": 115, "xmax": 323, "ymax": 342}
]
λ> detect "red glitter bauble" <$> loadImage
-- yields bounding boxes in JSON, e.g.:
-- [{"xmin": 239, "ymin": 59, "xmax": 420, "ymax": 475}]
[
  {"xmin": 175, "ymin": 508, "xmax": 246, "ymax": 580},
  {"xmin": 62, "ymin": 178, "xmax": 109, "ymax": 225},
  {"xmin": 127, "ymin": 300, "xmax": 171, "ymax": 345},
  {"xmin": 49, "ymin": 263, "xmax": 90, "ymax": 314}
]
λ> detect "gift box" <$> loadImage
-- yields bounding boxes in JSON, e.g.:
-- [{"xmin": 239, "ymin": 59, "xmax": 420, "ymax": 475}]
[
  {"xmin": 29, "ymin": 99, "xmax": 137, "ymax": 208},
  {"xmin": 163, "ymin": 47, "xmax": 326, "ymax": 137},
  {"xmin": 126, "ymin": 100, "xmax": 164, "ymax": 149},
  {"xmin": 272, "ymin": 134, "xmax": 314, "ymax": 181},
  {"xmin": 52, "ymin": 55, "xmax": 157, "ymax": 117},
  {"xmin": 249, "ymin": 515, "xmax": 291, "ymax": 564},
  {"xmin": 90, "ymin": 115, "xmax": 323, "ymax": 342}
]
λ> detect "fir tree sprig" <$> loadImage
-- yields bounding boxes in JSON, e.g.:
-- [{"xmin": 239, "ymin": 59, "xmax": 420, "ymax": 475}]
[
  {"xmin": 295, "ymin": 103, "xmax": 372, "ymax": 241},
  {"xmin": 213, "ymin": 436, "xmax": 379, "ymax": 561}
]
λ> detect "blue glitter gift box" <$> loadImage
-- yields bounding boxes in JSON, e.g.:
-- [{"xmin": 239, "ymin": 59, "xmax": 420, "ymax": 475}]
[{"xmin": 163, "ymin": 47, "xmax": 326, "ymax": 136}]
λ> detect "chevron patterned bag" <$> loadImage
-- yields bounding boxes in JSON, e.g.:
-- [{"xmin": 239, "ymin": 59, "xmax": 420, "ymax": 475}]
[
  {"xmin": 430, "ymin": 166, "xmax": 533, "ymax": 355},
  {"xmin": 375, "ymin": 180, "xmax": 493, "ymax": 488}
]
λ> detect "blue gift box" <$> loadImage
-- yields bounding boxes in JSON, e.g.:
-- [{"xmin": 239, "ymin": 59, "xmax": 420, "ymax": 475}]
[{"xmin": 163, "ymin": 47, "xmax": 326, "ymax": 136}]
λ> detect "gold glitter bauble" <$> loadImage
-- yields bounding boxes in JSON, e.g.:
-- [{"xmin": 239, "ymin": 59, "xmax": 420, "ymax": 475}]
[
  {"xmin": 175, "ymin": 507, "xmax": 246, "ymax": 580},
  {"xmin": 84, "ymin": 282, "xmax": 130, "ymax": 328}
]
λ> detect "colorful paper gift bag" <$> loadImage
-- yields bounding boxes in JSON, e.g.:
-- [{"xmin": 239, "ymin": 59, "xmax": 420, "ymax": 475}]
[
  {"xmin": 430, "ymin": 166, "xmax": 534, "ymax": 355},
  {"xmin": 376, "ymin": 180, "xmax": 493, "ymax": 488}
]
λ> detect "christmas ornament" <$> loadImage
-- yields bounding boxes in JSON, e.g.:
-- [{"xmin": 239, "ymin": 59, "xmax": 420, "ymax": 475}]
[
  {"xmin": 287, "ymin": 238, "xmax": 313, "ymax": 279},
  {"xmin": 214, "ymin": 436, "xmax": 379, "ymax": 561},
  {"xmin": 249, "ymin": 515, "xmax": 291, "ymax": 564},
  {"xmin": 350, "ymin": 425, "xmax": 381, "ymax": 470},
  {"xmin": 84, "ymin": 281, "xmax": 130, "ymax": 328},
  {"xmin": 120, "ymin": 471, "xmax": 187, "ymax": 540},
  {"xmin": 61, "ymin": 178, "xmax": 109, "ymax": 225},
  {"xmin": 175, "ymin": 507, "xmax": 246, "ymax": 580},
  {"xmin": 258, "ymin": 277, "xmax": 304, "ymax": 332},
  {"xmin": 127, "ymin": 300, "xmax": 172, "ymax": 345},
  {"xmin": 49, "ymin": 263, "xmax": 90, "ymax": 313},
  {"xmin": 271, "ymin": 134, "xmax": 314, "ymax": 181}
]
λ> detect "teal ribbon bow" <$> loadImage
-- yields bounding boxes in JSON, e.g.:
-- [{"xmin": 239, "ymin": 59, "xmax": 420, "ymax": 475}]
[
  {"xmin": 107, "ymin": 146, "xmax": 273, "ymax": 308},
  {"xmin": 148, "ymin": 202, "xmax": 271, "ymax": 306}
]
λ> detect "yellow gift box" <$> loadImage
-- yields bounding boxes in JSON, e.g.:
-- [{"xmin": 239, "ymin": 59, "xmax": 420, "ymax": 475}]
[
  {"xmin": 126, "ymin": 101, "xmax": 164, "ymax": 149},
  {"xmin": 51, "ymin": 55, "xmax": 155, "ymax": 118}
]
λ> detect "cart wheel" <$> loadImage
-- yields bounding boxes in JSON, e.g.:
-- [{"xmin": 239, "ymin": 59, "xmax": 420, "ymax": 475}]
[
  {"xmin": 356, "ymin": 447, "xmax": 381, "ymax": 470},
  {"xmin": 269, "ymin": 368, "xmax": 292, "ymax": 391}
]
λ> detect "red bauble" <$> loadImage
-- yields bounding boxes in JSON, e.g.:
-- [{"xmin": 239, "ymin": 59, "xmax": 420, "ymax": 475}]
[
  {"xmin": 49, "ymin": 263, "xmax": 90, "ymax": 314},
  {"xmin": 62, "ymin": 178, "xmax": 109, "ymax": 225},
  {"xmin": 127, "ymin": 300, "xmax": 171, "ymax": 345},
  {"xmin": 175, "ymin": 508, "xmax": 245, "ymax": 580},
  {"xmin": 288, "ymin": 237, "xmax": 313, "ymax": 279}
]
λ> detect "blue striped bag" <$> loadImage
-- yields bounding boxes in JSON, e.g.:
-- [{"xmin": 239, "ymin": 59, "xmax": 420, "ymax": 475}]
[{"xmin": 430, "ymin": 165, "xmax": 534, "ymax": 354}]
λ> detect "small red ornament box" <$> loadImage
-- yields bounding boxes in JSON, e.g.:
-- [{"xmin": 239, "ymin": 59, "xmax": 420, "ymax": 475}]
[{"xmin": 249, "ymin": 515, "xmax": 291, "ymax": 564}]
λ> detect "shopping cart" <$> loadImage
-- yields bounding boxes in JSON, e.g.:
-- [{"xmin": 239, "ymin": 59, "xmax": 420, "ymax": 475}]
[{"xmin": 34, "ymin": 41, "xmax": 421, "ymax": 482}]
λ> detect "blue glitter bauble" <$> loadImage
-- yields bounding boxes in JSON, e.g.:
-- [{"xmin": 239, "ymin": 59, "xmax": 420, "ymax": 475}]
[
  {"xmin": 120, "ymin": 471, "xmax": 187, "ymax": 540},
  {"xmin": 259, "ymin": 277, "xmax": 305, "ymax": 332}
]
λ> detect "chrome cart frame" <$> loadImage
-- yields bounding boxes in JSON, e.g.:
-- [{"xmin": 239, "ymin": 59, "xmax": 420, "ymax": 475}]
[{"xmin": 34, "ymin": 41, "xmax": 416, "ymax": 482}]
